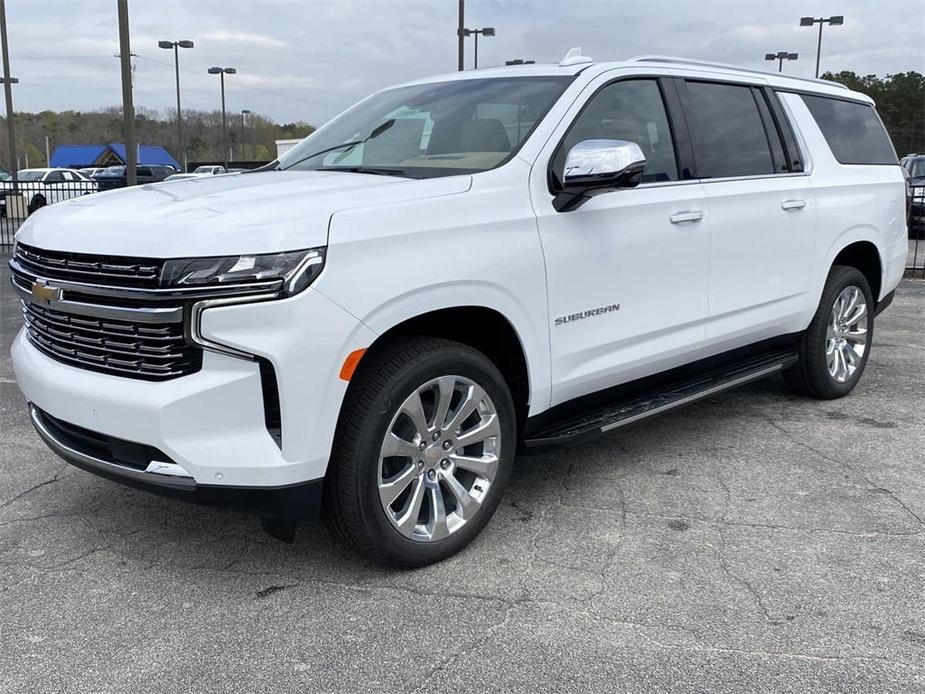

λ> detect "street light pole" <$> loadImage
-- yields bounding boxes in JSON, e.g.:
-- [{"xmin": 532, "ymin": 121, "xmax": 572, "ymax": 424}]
[
  {"xmin": 460, "ymin": 26, "xmax": 495, "ymax": 69},
  {"xmin": 800, "ymin": 16, "xmax": 844, "ymax": 78},
  {"xmin": 158, "ymin": 39, "xmax": 193, "ymax": 167},
  {"xmin": 208, "ymin": 66, "xmax": 236, "ymax": 168},
  {"xmin": 765, "ymin": 51, "xmax": 798, "ymax": 73},
  {"xmin": 0, "ymin": 0, "xmax": 19, "ymax": 188},
  {"xmin": 240, "ymin": 109, "xmax": 250, "ymax": 159}
]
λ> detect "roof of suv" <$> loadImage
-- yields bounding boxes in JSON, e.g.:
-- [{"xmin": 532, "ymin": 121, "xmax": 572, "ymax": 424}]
[{"xmin": 398, "ymin": 52, "xmax": 871, "ymax": 104}]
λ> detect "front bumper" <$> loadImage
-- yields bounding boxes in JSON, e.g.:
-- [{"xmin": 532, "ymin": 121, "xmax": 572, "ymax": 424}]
[
  {"xmin": 12, "ymin": 285, "xmax": 376, "ymax": 496},
  {"xmin": 29, "ymin": 404, "xmax": 323, "ymax": 519}
]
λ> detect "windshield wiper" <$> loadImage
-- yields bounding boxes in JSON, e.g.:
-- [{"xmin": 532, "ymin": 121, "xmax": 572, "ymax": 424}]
[
  {"xmin": 316, "ymin": 166, "xmax": 409, "ymax": 177},
  {"xmin": 279, "ymin": 119, "xmax": 396, "ymax": 171}
]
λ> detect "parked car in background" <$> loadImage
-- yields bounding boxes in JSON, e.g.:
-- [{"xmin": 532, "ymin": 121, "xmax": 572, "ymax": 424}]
[
  {"xmin": 192, "ymin": 165, "xmax": 226, "ymax": 175},
  {"xmin": 0, "ymin": 168, "xmax": 10, "ymax": 181},
  {"xmin": 0, "ymin": 167, "xmax": 97, "ymax": 216},
  {"xmin": 163, "ymin": 173, "xmax": 200, "ymax": 182},
  {"xmin": 78, "ymin": 167, "xmax": 106, "ymax": 179},
  {"xmin": 9, "ymin": 54, "xmax": 907, "ymax": 567},
  {"xmin": 164, "ymin": 167, "xmax": 242, "ymax": 183},
  {"xmin": 902, "ymin": 154, "xmax": 925, "ymax": 238},
  {"xmin": 93, "ymin": 165, "xmax": 177, "ymax": 191}
]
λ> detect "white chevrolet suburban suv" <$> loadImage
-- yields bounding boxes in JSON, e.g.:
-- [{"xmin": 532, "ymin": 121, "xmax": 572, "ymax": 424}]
[{"xmin": 10, "ymin": 53, "xmax": 908, "ymax": 567}]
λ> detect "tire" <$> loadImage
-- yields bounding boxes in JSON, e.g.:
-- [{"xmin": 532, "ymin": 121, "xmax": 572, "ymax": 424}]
[
  {"xmin": 323, "ymin": 337, "xmax": 516, "ymax": 567},
  {"xmin": 784, "ymin": 265, "xmax": 874, "ymax": 399},
  {"xmin": 27, "ymin": 194, "xmax": 47, "ymax": 215}
]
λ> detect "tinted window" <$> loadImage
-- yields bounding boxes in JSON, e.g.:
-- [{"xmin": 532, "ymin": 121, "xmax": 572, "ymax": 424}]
[
  {"xmin": 45, "ymin": 171, "xmax": 65, "ymax": 183},
  {"xmin": 685, "ymin": 81, "xmax": 775, "ymax": 178},
  {"xmin": 558, "ymin": 79, "xmax": 678, "ymax": 183},
  {"xmin": 801, "ymin": 95, "xmax": 897, "ymax": 165}
]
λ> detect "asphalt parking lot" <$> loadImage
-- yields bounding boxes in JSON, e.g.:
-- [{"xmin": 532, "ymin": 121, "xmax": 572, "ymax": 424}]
[{"xmin": 1, "ymin": 265, "xmax": 923, "ymax": 694}]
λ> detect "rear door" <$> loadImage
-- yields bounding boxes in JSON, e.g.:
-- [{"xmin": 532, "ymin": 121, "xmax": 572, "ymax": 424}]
[{"xmin": 679, "ymin": 79, "xmax": 816, "ymax": 343}]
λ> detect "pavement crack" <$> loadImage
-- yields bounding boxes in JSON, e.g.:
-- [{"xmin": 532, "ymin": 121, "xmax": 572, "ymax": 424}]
[
  {"xmin": 712, "ymin": 466, "xmax": 785, "ymax": 626},
  {"xmin": 764, "ymin": 416, "xmax": 925, "ymax": 531},
  {"xmin": 0, "ymin": 470, "xmax": 65, "ymax": 511}
]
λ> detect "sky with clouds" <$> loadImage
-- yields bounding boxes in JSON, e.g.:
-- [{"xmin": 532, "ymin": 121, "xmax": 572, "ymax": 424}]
[{"xmin": 6, "ymin": 0, "xmax": 924, "ymax": 128}]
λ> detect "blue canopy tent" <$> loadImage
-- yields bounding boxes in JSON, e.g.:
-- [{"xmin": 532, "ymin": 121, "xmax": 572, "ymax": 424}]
[{"xmin": 49, "ymin": 143, "xmax": 180, "ymax": 170}]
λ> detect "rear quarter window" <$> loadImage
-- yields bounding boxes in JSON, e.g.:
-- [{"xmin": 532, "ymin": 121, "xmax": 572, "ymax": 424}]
[{"xmin": 801, "ymin": 95, "xmax": 897, "ymax": 165}]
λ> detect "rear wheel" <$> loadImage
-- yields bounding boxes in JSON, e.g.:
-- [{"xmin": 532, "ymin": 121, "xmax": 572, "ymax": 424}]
[
  {"xmin": 784, "ymin": 265, "xmax": 874, "ymax": 399},
  {"xmin": 323, "ymin": 337, "xmax": 516, "ymax": 567}
]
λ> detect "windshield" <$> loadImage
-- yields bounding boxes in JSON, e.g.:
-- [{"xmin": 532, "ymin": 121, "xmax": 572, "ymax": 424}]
[
  {"xmin": 911, "ymin": 158, "xmax": 925, "ymax": 179},
  {"xmin": 278, "ymin": 76, "xmax": 573, "ymax": 178},
  {"xmin": 17, "ymin": 170, "xmax": 46, "ymax": 182},
  {"xmin": 193, "ymin": 166, "xmax": 215, "ymax": 173},
  {"xmin": 101, "ymin": 166, "xmax": 126, "ymax": 175}
]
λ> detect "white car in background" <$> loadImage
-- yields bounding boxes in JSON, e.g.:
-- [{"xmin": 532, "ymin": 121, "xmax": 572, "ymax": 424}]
[
  {"xmin": 1, "ymin": 167, "xmax": 98, "ymax": 215},
  {"xmin": 163, "ymin": 165, "xmax": 230, "ymax": 183}
]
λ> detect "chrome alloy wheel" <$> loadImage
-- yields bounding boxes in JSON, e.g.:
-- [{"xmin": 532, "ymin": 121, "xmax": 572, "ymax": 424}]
[
  {"xmin": 377, "ymin": 375, "xmax": 501, "ymax": 542},
  {"xmin": 826, "ymin": 285, "xmax": 869, "ymax": 384}
]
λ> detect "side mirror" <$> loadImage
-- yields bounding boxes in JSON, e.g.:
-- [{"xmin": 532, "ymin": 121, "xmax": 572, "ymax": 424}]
[{"xmin": 555, "ymin": 139, "xmax": 647, "ymax": 212}]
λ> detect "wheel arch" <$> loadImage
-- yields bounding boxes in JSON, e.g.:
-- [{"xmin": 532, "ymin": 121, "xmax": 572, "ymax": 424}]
[
  {"xmin": 357, "ymin": 305, "xmax": 538, "ymax": 436},
  {"xmin": 831, "ymin": 240, "xmax": 882, "ymax": 302}
]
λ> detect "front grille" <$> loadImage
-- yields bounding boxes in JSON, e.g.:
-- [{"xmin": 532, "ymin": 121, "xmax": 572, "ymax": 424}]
[
  {"xmin": 22, "ymin": 300, "xmax": 201, "ymax": 380},
  {"xmin": 15, "ymin": 242, "xmax": 162, "ymax": 288}
]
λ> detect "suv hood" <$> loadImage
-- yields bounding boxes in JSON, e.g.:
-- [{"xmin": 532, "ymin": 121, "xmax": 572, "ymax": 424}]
[{"xmin": 16, "ymin": 170, "xmax": 471, "ymax": 257}]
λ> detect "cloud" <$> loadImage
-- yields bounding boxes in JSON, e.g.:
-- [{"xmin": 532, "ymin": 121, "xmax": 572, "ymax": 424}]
[
  {"xmin": 196, "ymin": 30, "xmax": 287, "ymax": 49},
  {"xmin": 4, "ymin": 0, "xmax": 923, "ymax": 128}
]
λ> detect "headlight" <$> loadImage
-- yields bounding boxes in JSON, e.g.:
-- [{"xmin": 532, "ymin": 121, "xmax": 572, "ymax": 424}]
[{"xmin": 160, "ymin": 247, "xmax": 325, "ymax": 296}]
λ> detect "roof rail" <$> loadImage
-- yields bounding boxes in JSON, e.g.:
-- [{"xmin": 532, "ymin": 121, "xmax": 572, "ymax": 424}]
[{"xmin": 626, "ymin": 55, "xmax": 850, "ymax": 90}]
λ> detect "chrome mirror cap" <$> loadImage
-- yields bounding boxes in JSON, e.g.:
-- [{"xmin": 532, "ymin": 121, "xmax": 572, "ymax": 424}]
[{"xmin": 563, "ymin": 139, "xmax": 646, "ymax": 186}]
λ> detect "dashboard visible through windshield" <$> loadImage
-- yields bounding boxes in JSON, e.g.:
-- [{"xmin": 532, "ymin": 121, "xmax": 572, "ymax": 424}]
[{"xmin": 277, "ymin": 76, "xmax": 574, "ymax": 179}]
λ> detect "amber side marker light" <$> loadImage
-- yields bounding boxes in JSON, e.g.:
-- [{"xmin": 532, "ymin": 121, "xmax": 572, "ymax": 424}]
[{"xmin": 339, "ymin": 348, "xmax": 367, "ymax": 381}]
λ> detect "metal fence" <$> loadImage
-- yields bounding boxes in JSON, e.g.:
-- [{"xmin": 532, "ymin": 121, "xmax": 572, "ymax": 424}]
[{"xmin": 2, "ymin": 177, "xmax": 102, "ymax": 250}]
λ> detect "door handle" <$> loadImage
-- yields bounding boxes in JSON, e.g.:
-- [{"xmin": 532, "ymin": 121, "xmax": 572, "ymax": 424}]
[
  {"xmin": 781, "ymin": 199, "xmax": 807, "ymax": 211},
  {"xmin": 669, "ymin": 210, "xmax": 704, "ymax": 224}
]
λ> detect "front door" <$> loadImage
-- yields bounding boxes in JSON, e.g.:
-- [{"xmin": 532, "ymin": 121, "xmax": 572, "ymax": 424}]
[{"xmin": 530, "ymin": 76, "xmax": 711, "ymax": 406}]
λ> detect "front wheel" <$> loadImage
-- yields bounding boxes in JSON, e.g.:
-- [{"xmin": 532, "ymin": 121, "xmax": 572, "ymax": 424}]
[
  {"xmin": 324, "ymin": 337, "xmax": 516, "ymax": 567},
  {"xmin": 784, "ymin": 265, "xmax": 874, "ymax": 399}
]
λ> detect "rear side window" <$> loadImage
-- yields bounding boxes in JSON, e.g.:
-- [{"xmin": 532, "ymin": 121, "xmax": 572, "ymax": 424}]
[
  {"xmin": 801, "ymin": 95, "xmax": 897, "ymax": 165},
  {"xmin": 684, "ymin": 81, "xmax": 775, "ymax": 178}
]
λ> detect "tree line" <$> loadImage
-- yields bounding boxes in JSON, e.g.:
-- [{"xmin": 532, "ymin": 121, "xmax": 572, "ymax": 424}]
[
  {"xmin": 821, "ymin": 70, "xmax": 924, "ymax": 155},
  {"xmin": 0, "ymin": 106, "xmax": 314, "ymax": 170}
]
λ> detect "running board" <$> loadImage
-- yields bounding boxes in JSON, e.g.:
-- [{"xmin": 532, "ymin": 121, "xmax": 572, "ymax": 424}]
[{"xmin": 524, "ymin": 349, "xmax": 798, "ymax": 448}]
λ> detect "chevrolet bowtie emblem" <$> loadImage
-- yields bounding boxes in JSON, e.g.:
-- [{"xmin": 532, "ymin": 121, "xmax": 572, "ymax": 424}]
[{"xmin": 30, "ymin": 280, "xmax": 62, "ymax": 303}]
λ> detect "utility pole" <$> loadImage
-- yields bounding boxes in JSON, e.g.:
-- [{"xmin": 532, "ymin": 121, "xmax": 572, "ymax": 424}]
[
  {"xmin": 457, "ymin": 0, "xmax": 464, "ymax": 71},
  {"xmin": 117, "ymin": 0, "xmax": 136, "ymax": 185},
  {"xmin": 0, "ymin": 0, "xmax": 18, "ymax": 188}
]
